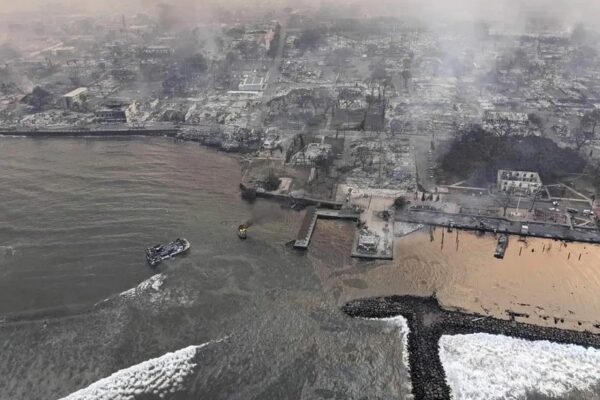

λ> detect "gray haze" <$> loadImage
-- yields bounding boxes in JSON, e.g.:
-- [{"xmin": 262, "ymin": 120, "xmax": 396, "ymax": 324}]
[{"xmin": 1, "ymin": 0, "xmax": 600, "ymax": 24}]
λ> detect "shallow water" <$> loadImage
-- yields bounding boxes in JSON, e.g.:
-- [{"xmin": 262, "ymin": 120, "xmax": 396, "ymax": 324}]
[{"xmin": 313, "ymin": 223, "xmax": 600, "ymax": 333}]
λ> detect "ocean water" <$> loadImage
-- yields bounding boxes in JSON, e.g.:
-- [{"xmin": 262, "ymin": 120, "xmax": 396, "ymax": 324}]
[
  {"xmin": 0, "ymin": 137, "xmax": 255, "ymax": 314},
  {"xmin": 0, "ymin": 137, "xmax": 412, "ymax": 399}
]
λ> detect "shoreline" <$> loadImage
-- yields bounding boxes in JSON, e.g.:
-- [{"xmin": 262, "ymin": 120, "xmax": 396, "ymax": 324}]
[
  {"xmin": 0, "ymin": 126, "xmax": 179, "ymax": 138},
  {"xmin": 397, "ymin": 209, "xmax": 600, "ymax": 245},
  {"xmin": 342, "ymin": 295, "xmax": 600, "ymax": 400}
]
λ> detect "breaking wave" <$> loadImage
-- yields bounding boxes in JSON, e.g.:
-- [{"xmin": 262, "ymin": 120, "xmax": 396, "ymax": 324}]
[
  {"xmin": 60, "ymin": 339, "xmax": 225, "ymax": 400},
  {"xmin": 0, "ymin": 245, "xmax": 16, "ymax": 257}
]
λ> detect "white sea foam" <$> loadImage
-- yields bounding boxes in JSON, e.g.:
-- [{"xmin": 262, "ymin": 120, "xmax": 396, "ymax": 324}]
[
  {"xmin": 60, "ymin": 339, "xmax": 223, "ymax": 400},
  {"xmin": 0, "ymin": 245, "xmax": 15, "ymax": 257},
  {"xmin": 377, "ymin": 316, "xmax": 411, "ymax": 372},
  {"xmin": 439, "ymin": 333, "xmax": 600, "ymax": 400}
]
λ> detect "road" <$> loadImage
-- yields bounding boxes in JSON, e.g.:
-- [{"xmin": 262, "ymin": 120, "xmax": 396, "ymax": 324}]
[
  {"xmin": 0, "ymin": 123, "xmax": 178, "ymax": 137},
  {"xmin": 264, "ymin": 13, "xmax": 290, "ymax": 99},
  {"xmin": 253, "ymin": 13, "xmax": 290, "ymax": 130},
  {"xmin": 396, "ymin": 208, "xmax": 600, "ymax": 244}
]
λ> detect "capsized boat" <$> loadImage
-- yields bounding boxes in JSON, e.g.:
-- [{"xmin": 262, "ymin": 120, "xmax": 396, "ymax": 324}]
[
  {"xmin": 494, "ymin": 234, "xmax": 509, "ymax": 259},
  {"xmin": 146, "ymin": 238, "xmax": 190, "ymax": 267}
]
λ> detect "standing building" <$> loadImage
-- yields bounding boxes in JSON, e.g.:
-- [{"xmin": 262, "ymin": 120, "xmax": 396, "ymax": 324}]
[
  {"xmin": 497, "ymin": 170, "xmax": 542, "ymax": 195},
  {"xmin": 62, "ymin": 87, "xmax": 88, "ymax": 110}
]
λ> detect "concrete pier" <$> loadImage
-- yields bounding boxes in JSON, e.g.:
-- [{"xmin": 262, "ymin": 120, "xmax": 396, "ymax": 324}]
[{"xmin": 350, "ymin": 208, "xmax": 394, "ymax": 260}]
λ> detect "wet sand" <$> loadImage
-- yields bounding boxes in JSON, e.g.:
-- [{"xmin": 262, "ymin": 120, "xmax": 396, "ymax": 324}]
[{"xmin": 309, "ymin": 222, "xmax": 600, "ymax": 332}]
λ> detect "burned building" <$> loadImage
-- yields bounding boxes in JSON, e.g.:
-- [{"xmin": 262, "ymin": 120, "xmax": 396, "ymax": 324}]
[
  {"xmin": 94, "ymin": 100, "xmax": 133, "ymax": 123},
  {"xmin": 139, "ymin": 46, "xmax": 174, "ymax": 59},
  {"xmin": 484, "ymin": 111, "xmax": 530, "ymax": 135},
  {"xmin": 238, "ymin": 75, "xmax": 266, "ymax": 92},
  {"xmin": 291, "ymin": 142, "xmax": 332, "ymax": 165}
]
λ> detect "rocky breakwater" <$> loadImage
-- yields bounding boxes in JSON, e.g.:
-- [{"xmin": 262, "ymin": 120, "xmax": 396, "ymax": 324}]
[{"xmin": 342, "ymin": 295, "xmax": 600, "ymax": 400}]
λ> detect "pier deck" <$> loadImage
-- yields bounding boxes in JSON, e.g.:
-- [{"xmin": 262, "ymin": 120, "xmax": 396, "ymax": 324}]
[
  {"xmin": 315, "ymin": 209, "xmax": 360, "ymax": 220},
  {"xmin": 294, "ymin": 206, "xmax": 318, "ymax": 249}
]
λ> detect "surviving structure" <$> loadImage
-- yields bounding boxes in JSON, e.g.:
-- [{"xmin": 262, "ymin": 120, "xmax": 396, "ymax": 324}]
[
  {"xmin": 497, "ymin": 170, "xmax": 542, "ymax": 195},
  {"xmin": 62, "ymin": 87, "xmax": 88, "ymax": 110}
]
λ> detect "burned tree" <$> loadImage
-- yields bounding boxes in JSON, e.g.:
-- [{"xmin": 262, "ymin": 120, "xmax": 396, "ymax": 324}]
[
  {"xmin": 393, "ymin": 196, "xmax": 408, "ymax": 210},
  {"xmin": 574, "ymin": 129, "xmax": 594, "ymax": 150},
  {"xmin": 401, "ymin": 69, "xmax": 412, "ymax": 90},
  {"xmin": 355, "ymin": 146, "xmax": 372, "ymax": 170},
  {"xmin": 313, "ymin": 152, "xmax": 335, "ymax": 178},
  {"xmin": 581, "ymin": 109, "xmax": 600, "ymax": 137},
  {"xmin": 263, "ymin": 172, "xmax": 281, "ymax": 191},
  {"xmin": 363, "ymin": 65, "xmax": 393, "ymax": 132},
  {"xmin": 527, "ymin": 113, "xmax": 545, "ymax": 135}
]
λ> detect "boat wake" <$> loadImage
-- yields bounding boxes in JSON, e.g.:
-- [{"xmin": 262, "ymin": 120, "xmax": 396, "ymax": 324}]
[
  {"xmin": 119, "ymin": 273, "xmax": 165, "ymax": 299},
  {"xmin": 0, "ymin": 245, "xmax": 16, "ymax": 257}
]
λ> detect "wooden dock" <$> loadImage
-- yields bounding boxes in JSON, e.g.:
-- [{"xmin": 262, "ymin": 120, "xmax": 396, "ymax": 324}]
[
  {"xmin": 294, "ymin": 206, "xmax": 318, "ymax": 249},
  {"xmin": 292, "ymin": 207, "xmax": 395, "ymax": 259}
]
